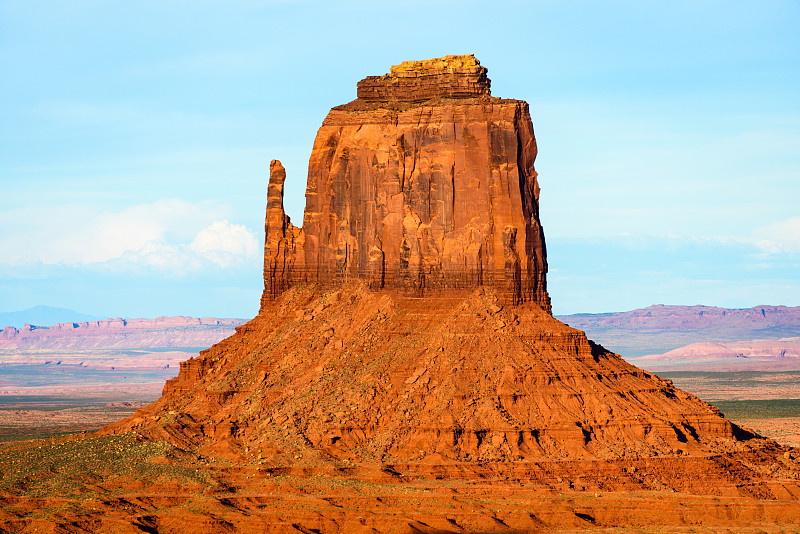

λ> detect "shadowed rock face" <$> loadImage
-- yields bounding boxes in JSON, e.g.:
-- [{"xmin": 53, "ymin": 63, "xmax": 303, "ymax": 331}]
[{"xmin": 262, "ymin": 54, "xmax": 550, "ymax": 312}]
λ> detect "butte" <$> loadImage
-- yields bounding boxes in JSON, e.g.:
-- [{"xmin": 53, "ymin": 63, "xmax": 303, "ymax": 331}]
[
  {"xmin": 106, "ymin": 52, "xmax": 772, "ymax": 464},
  {"xmin": 5, "ymin": 55, "xmax": 798, "ymax": 533}
]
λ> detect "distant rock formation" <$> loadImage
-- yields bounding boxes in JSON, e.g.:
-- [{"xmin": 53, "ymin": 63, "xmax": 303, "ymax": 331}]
[
  {"xmin": 560, "ymin": 304, "xmax": 800, "ymax": 333},
  {"xmin": 0, "ymin": 305, "xmax": 99, "ymax": 329},
  {"xmin": 261, "ymin": 54, "xmax": 550, "ymax": 312},
  {"xmin": 558, "ymin": 304, "xmax": 800, "ymax": 357},
  {"xmin": 0, "ymin": 316, "xmax": 244, "ymax": 350},
  {"xmin": 637, "ymin": 337, "xmax": 800, "ymax": 372}
]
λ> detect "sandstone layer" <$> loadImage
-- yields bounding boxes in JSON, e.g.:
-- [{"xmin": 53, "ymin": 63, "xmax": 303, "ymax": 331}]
[{"xmin": 262, "ymin": 54, "xmax": 550, "ymax": 311}]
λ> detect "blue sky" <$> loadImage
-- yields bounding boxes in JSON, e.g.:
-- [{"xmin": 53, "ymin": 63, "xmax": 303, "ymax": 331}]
[{"xmin": 1, "ymin": 0, "xmax": 798, "ymax": 318}]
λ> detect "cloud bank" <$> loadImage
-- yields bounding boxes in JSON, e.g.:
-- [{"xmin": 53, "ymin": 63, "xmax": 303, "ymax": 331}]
[
  {"xmin": 753, "ymin": 217, "xmax": 800, "ymax": 254},
  {"xmin": 0, "ymin": 199, "xmax": 260, "ymax": 275}
]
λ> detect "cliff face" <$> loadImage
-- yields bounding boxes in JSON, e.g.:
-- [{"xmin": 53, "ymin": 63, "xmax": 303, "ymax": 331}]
[{"xmin": 262, "ymin": 54, "xmax": 550, "ymax": 311}]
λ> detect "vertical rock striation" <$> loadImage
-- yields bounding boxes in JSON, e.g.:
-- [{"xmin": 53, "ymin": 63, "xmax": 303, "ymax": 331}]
[{"xmin": 262, "ymin": 54, "xmax": 551, "ymax": 312}]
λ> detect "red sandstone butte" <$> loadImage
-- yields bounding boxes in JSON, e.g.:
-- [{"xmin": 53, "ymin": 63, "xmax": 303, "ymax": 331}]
[
  {"xmin": 106, "ymin": 54, "xmax": 798, "ymax": 482},
  {"xmin": 14, "ymin": 55, "xmax": 796, "ymax": 533},
  {"xmin": 263, "ymin": 54, "xmax": 549, "ymax": 311}
]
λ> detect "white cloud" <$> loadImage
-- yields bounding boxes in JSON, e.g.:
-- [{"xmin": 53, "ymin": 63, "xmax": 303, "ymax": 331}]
[
  {"xmin": 189, "ymin": 220, "xmax": 260, "ymax": 267},
  {"xmin": 752, "ymin": 217, "xmax": 800, "ymax": 254},
  {"xmin": 0, "ymin": 200, "xmax": 260, "ymax": 274},
  {"xmin": 112, "ymin": 240, "xmax": 200, "ymax": 273},
  {"xmin": 102, "ymin": 221, "xmax": 260, "ymax": 275}
]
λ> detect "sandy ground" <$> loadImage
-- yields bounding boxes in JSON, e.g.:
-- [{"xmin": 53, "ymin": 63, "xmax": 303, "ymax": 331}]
[
  {"xmin": 2, "ymin": 432, "xmax": 799, "ymax": 533},
  {"xmin": 0, "ymin": 404, "xmax": 143, "ymax": 442},
  {"xmin": 661, "ymin": 370, "xmax": 800, "ymax": 401},
  {"xmin": 730, "ymin": 417, "xmax": 800, "ymax": 448}
]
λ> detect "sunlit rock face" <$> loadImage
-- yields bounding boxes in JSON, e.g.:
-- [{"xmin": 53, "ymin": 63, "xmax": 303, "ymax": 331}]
[{"xmin": 262, "ymin": 54, "xmax": 550, "ymax": 312}]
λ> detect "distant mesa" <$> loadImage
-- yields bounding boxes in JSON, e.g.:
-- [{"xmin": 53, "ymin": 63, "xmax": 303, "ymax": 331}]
[
  {"xmin": 0, "ymin": 315, "xmax": 245, "ymax": 351},
  {"xmin": 636, "ymin": 337, "xmax": 800, "ymax": 372},
  {"xmin": 558, "ymin": 304, "xmax": 800, "ymax": 358},
  {"xmin": 0, "ymin": 305, "xmax": 100, "ymax": 330},
  {"xmin": 559, "ymin": 304, "xmax": 800, "ymax": 332}
]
